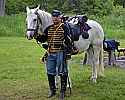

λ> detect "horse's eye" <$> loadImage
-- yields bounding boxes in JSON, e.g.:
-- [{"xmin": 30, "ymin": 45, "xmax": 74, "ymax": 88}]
[{"xmin": 34, "ymin": 19, "xmax": 37, "ymax": 22}]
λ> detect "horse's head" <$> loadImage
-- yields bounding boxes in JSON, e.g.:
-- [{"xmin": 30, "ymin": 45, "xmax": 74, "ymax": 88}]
[
  {"xmin": 26, "ymin": 6, "xmax": 53, "ymax": 40},
  {"xmin": 26, "ymin": 5, "xmax": 41, "ymax": 40}
]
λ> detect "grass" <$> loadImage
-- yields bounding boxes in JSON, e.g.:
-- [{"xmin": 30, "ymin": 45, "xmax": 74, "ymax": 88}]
[
  {"xmin": 0, "ymin": 14, "xmax": 26, "ymax": 37},
  {"xmin": 0, "ymin": 37, "xmax": 125, "ymax": 100}
]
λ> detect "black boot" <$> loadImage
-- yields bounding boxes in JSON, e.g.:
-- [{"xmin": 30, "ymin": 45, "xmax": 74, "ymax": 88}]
[
  {"xmin": 60, "ymin": 74, "xmax": 68, "ymax": 100},
  {"xmin": 47, "ymin": 74, "xmax": 56, "ymax": 98}
]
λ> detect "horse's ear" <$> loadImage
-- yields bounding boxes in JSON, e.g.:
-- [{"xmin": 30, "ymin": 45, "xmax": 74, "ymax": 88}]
[
  {"xmin": 26, "ymin": 6, "xmax": 30, "ymax": 14},
  {"xmin": 35, "ymin": 5, "xmax": 40, "ymax": 12}
]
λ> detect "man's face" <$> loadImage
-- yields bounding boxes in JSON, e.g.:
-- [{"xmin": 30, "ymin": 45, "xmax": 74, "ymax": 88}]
[{"xmin": 52, "ymin": 16, "xmax": 61, "ymax": 24}]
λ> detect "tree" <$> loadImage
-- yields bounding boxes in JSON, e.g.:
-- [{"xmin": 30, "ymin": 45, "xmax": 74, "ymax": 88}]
[
  {"xmin": 123, "ymin": 0, "xmax": 125, "ymax": 8},
  {"xmin": 58, "ymin": 0, "xmax": 64, "ymax": 10},
  {"xmin": 113, "ymin": 0, "xmax": 125, "ymax": 8},
  {"xmin": 40, "ymin": 0, "xmax": 48, "ymax": 11},
  {"xmin": 0, "ymin": 0, "xmax": 6, "ymax": 16}
]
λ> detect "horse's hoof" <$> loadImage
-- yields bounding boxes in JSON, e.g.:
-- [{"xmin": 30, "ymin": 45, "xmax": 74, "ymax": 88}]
[
  {"xmin": 92, "ymin": 79, "xmax": 97, "ymax": 83},
  {"xmin": 67, "ymin": 84, "xmax": 72, "ymax": 88},
  {"xmin": 89, "ymin": 77, "xmax": 97, "ymax": 83}
]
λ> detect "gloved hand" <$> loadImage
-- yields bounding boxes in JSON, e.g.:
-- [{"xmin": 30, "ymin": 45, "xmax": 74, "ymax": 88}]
[{"xmin": 42, "ymin": 43, "xmax": 48, "ymax": 50}]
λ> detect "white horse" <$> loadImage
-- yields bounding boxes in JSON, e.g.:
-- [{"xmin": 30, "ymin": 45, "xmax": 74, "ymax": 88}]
[{"xmin": 26, "ymin": 6, "xmax": 105, "ymax": 83}]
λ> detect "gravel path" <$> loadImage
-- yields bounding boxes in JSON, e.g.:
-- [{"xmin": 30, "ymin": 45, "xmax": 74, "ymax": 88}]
[{"xmin": 104, "ymin": 56, "xmax": 125, "ymax": 68}]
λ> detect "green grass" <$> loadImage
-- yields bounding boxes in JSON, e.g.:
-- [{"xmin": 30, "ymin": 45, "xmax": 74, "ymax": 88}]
[
  {"xmin": 0, "ymin": 14, "xmax": 26, "ymax": 37},
  {"xmin": 0, "ymin": 37, "xmax": 125, "ymax": 100}
]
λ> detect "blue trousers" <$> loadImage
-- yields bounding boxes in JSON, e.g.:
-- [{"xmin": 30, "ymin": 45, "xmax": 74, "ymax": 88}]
[{"xmin": 46, "ymin": 51, "xmax": 68, "ymax": 75}]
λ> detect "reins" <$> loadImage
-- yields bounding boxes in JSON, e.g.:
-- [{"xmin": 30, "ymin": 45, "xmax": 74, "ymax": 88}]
[{"xmin": 27, "ymin": 12, "xmax": 43, "ymax": 38}]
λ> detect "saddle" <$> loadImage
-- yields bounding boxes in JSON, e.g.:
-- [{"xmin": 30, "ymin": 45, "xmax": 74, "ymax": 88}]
[
  {"xmin": 68, "ymin": 22, "xmax": 91, "ymax": 41},
  {"xmin": 67, "ymin": 15, "xmax": 91, "ymax": 41},
  {"xmin": 103, "ymin": 40, "xmax": 120, "ymax": 51}
]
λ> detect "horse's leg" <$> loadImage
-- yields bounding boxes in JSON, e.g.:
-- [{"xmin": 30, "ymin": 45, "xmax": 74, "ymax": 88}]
[
  {"xmin": 55, "ymin": 74, "xmax": 72, "ymax": 89},
  {"xmin": 90, "ymin": 46, "xmax": 100, "ymax": 83},
  {"xmin": 98, "ymin": 45, "xmax": 105, "ymax": 77},
  {"xmin": 67, "ymin": 60, "xmax": 72, "ymax": 88},
  {"xmin": 83, "ymin": 52, "xmax": 87, "ymax": 65},
  {"xmin": 86, "ymin": 50, "xmax": 91, "ymax": 65},
  {"xmin": 55, "ymin": 75, "xmax": 60, "ymax": 89},
  {"xmin": 67, "ymin": 73, "xmax": 72, "ymax": 88},
  {"xmin": 87, "ymin": 46, "xmax": 98, "ymax": 83}
]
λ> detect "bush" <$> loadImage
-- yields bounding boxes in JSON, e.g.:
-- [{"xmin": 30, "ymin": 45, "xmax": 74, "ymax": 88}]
[
  {"xmin": 6, "ymin": 0, "xmax": 39, "ymax": 15},
  {"xmin": 98, "ymin": 7, "xmax": 125, "ymax": 39}
]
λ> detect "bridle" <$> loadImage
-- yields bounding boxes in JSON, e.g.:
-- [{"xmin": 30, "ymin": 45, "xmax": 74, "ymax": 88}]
[{"xmin": 27, "ymin": 12, "xmax": 43, "ymax": 38}]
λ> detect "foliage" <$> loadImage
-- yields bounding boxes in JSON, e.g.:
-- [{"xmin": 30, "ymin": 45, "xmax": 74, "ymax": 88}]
[
  {"xmin": 56, "ymin": 0, "xmax": 114, "ymax": 16},
  {"xmin": 113, "ymin": 0, "xmax": 125, "ymax": 6},
  {"xmin": 6, "ymin": 0, "xmax": 114, "ymax": 16},
  {"xmin": 99, "ymin": 6, "xmax": 125, "ymax": 39},
  {"xmin": 1, "ymin": 1, "xmax": 125, "ymax": 39},
  {"xmin": 6, "ymin": 0, "xmax": 39, "ymax": 15}
]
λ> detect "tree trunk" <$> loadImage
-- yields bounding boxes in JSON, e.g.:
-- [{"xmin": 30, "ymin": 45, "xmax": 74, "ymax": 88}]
[
  {"xmin": 123, "ymin": 0, "xmax": 125, "ymax": 8},
  {"xmin": 41, "ymin": 0, "xmax": 48, "ymax": 11},
  {"xmin": 57, "ymin": 0, "xmax": 65, "ymax": 10},
  {"xmin": 0, "ymin": 0, "xmax": 6, "ymax": 16}
]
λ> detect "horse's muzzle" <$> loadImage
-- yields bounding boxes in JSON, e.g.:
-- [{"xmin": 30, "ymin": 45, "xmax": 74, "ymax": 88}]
[{"xmin": 26, "ymin": 34, "xmax": 33, "ymax": 40}]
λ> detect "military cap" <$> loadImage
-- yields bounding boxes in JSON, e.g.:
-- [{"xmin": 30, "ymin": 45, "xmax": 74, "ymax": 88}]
[{"xmin": 51, "ymin": 10, "xmax": 62, "ymax": 17}]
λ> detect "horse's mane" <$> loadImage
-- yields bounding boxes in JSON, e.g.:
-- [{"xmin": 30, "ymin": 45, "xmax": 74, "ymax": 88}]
[{"xmin": 37, "ymin": 10, "xmax": 53, "ymax": 32}]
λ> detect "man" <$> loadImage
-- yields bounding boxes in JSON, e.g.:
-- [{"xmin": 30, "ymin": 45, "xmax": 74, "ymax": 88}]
[{"xmin": 44, "ymin": 10, "xmax": 71, "ymax": 99}]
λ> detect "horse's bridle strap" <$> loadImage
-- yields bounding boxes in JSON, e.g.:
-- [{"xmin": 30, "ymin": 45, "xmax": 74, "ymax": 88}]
[
  {"xmin": 27, "ymin": 13, "xmax": 42, "ymax": 32},
  {"xmin": 27, "ymin": 29, "xmax": 36, "ymax": 31}
]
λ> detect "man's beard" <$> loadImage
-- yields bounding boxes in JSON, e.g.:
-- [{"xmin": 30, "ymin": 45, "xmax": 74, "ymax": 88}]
[{"xmin": 53, "ymin": 21, "xmax": 59, "ymax": 25}]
